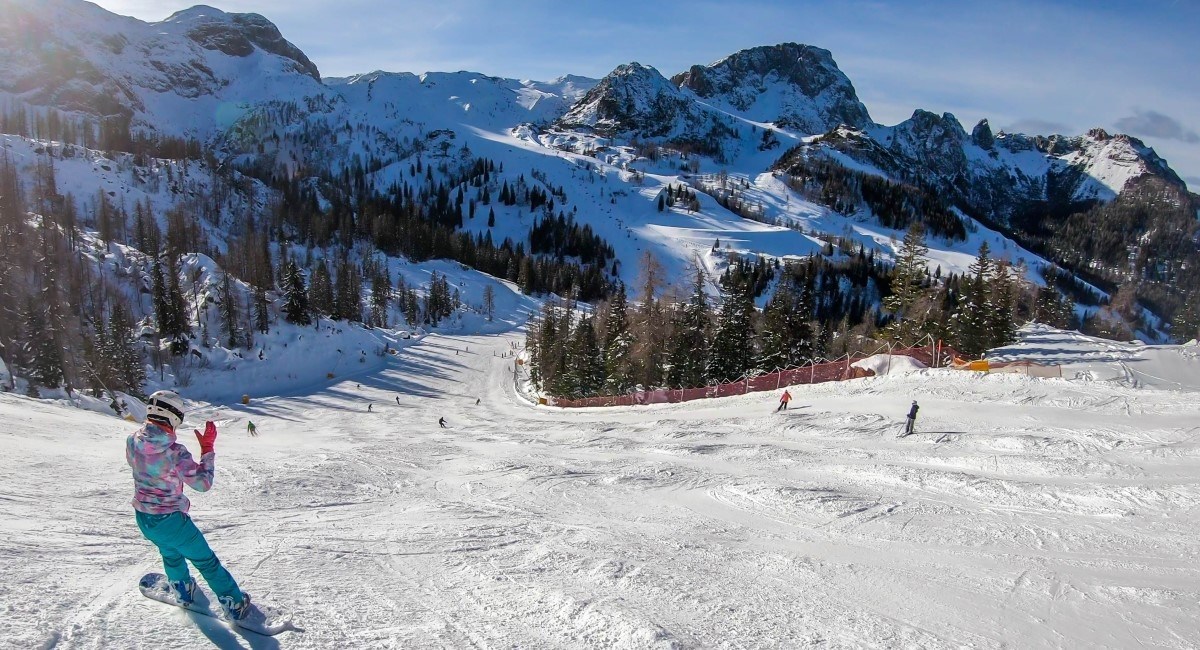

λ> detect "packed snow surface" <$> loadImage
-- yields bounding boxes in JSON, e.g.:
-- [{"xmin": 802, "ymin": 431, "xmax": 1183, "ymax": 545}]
[
  {"xmin": 850, "ymin": 353, "xmax": 928, "ymax": 376},
  {"xmin": 3, "ymin": 326, "xmax": 1200, "ymax": 648}
]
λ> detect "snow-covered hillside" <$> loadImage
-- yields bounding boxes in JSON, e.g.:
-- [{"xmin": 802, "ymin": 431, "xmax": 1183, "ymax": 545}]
[
  {"xmin": 4, "ymin": 324, "xmax": 1200, "ymax": 647},
  {"xmin": 0, "ymin": 0, "xmax": 326, "ymax": 137},
  {"xmin": 2, "ymin": 0, "xmax": 1193, "ymax": 320}
]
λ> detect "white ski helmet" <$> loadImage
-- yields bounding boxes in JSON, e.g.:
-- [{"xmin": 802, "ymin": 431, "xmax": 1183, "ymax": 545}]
[{"xmin": 146, "ymin": 390, "xmax": 185, "ymax": 429}]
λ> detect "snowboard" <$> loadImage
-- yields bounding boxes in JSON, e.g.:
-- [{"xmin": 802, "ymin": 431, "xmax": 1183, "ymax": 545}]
[{"xmin": 138, "ymin": 572, "xmax": 299, "ymax": 636}]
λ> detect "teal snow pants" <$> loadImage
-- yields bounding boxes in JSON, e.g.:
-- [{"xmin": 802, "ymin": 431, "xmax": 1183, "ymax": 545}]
[{"xmin": 136, "ymin": 511, "xmax": 243, "ymax": 602}]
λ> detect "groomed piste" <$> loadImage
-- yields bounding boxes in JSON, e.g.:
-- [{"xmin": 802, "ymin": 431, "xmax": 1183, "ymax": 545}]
[{"xmin": 3, "ymin": 324, "xmax": 1200, "ymax": 648}]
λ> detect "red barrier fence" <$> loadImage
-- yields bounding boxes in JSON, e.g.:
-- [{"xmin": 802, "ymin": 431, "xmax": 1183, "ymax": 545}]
[{"xmin": 550, "ymin": 344, "xmax": 958, "ymax": 408}]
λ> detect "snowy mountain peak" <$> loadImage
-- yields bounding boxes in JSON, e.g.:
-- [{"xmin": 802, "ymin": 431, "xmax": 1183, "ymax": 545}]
[
  {"xmin": 0, "ymin": 0, "xmax": 327, "ymax": 135},
  {"xmin": 555, "ymin": 62, "xmax": 697, "ymax": 137},
  {"xmin": 672, "ymin": 42, "xmax": 872, "ymax": 134},
  {"xmin": 163, "ymin": 4, "xmax": 230, "ymax": 21},
  {"xmin": 159, "ymin": 5, "xmax": 321, "ymax": 81},
  {"xmin": 971, "ymin": 118, "xmax": 994, "ymax": 149}
]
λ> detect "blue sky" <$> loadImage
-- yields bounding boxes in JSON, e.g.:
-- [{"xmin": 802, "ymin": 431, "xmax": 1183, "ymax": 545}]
[{"xmin": 94, "ymin": 0, "xmax": 1200, "ymax": 187}]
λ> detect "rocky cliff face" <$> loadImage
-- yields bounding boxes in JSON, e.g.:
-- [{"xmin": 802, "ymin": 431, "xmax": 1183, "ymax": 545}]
[
  {"xmin": 800, "ymin": 110, "xmax": 1192, "ymax": 226},
  {"xmin": 0, "ymin": 0, "xmax": 325, "ymax": 135},
  {"xmin": 553, "ymin": 62, "xmax": 738, "ymax": 155},
  {"xmin": 672, "ymin": 43, "xmax": 872, "ymax": 134},
  {"xmin": 556, "ymin": 63, "xmax": 702, "ymax": 137},
  {"xmin": 167, "ymin": 6, "xmax": 321, "ymax": 81}
]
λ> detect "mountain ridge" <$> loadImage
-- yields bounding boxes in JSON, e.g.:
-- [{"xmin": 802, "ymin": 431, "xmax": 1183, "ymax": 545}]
[{"xmin": 0, "ymin": 0, "xmax": 1195, "ymax": 347}]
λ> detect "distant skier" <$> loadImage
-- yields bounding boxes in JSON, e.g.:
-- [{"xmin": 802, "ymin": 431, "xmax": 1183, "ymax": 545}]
[
  {"xmin": 368, "ymin": 403, "xmax": 373, "ymax": 413},
  {"xmin": 776, "ymin": 389, "xmax": 793, "ymax": 412},
  {"xmin": 475, "ymin": 398, "xmax": 481, "ymax": 406},
  {"xmin": 246, "ymin": 420, "xmax": 257, "ymax": 437},
  {"xmin": 439, "ymin": 417, "xmax": 447, "ymax": 428},
  {"xmin": 395, "ymin": 396, "xmax": 401, "ymax": 406},
  {"xmin": 905, "ymin": 400, "xmax": 919, "ymax": 436},
  {"xmin": 126, "ymin": 390, "xmax": 251, "ymax": 620}
]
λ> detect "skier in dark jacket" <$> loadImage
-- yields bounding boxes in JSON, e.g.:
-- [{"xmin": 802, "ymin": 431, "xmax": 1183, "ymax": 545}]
[
  {"xmin": 905, "ymin": 400, "xmax": 919, "ymax": 435},
  {"xmin": 439, "ymin": 417, "xmax": 447, "ymax": 428}
]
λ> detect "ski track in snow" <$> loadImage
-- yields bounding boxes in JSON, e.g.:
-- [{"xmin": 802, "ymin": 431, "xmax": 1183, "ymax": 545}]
[{"xmin": 3, "ymin": 330, "xmax": 1200, "ymax": 648}]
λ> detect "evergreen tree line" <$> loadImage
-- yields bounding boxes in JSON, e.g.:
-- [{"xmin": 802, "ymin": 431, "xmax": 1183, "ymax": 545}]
[
  {"xmin": 772, "ymin": 155, "xmax": 967, "ymax": 241},
  {"xmin": 0, "ymin": 104, "xmax": 203, "ymax": 161},
  {"xmin": 1043, "ymin": 179, "xmax": 1200, "ymax": 340},
  {"xmin": 0, "ymin": 154, "xmax": 145, "ymax": 399},
  {"xmin": 268, "ymin": 156, "xmax": 614, "ymax": 302},
  {"xmin": 0, "ymin": 139, "xmax": 616, "ymax": 397},
  {"xmin": 527, "ymin": 227, "xmax": 1033, "ymax": 399},
  {"xmin": 528, "ymin": 212, "xmax": 614, "ymax": 268}
]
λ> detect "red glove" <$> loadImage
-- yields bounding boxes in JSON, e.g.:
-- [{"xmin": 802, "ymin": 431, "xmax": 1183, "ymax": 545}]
[{"xmin": 195, "ymin": 421, "xmax": 217, "ymax": 455}]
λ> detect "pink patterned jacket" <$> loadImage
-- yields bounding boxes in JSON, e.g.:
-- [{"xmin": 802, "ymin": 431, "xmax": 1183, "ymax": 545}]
[{"xmin": 126, "ymin": 421, "xmax": 215, "ymax": 514}]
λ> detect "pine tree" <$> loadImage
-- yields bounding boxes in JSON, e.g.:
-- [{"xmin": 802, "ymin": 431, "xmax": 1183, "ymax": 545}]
[
  {"xmin": 166, "ymin": 257, "xmax": 187, "ymax": 338},
  {"xmin": 152, "ymin": 253, "xmax": 191, "ymax": 345},
  {"xmin": 309, "ymin": 260, "xmax": 334, "ymax": 318},
  {"xmin": 281, "ymin": 261, "xmax": 312, "ymax": 326},
  {"xmin": 217, "ymin": 271, "xmax": 241, "ymax": 347},
  {"xmin": 988, "ymin": 262, "xmax": 1018, "ymax": 348},
  {"xmin": 666, "ymin": 267, "xmax": 710, "ymax": 388},
  {"xmin": 564, "ymin": 315, "xmax": 604, "ymax": 397},
  {"xmin": 368, "ymin": 268, "xmax": 391, "ymax": 328},
  {"xmin": 707, "ymin": 277, "xmax": 756, "ymax": 383},
  {"xmin": 601, "ymin": 283, "xmax": 634, "ymax": 393},
  {"xmin": 632, "ymin": 251, "xmax": 667, "ymax": 388},
  {"xmin": 1172, "ymin": 292, "xmax": 1200, "ymax": 342},
  {"xmin": 334, "ymin": 258, "xmax": 361, "ymax": 322},
  {"xmin": 952, "ymin": 242, "xmax": 994, "ymax": 356},
  {"xmin": 253, "ymin": 286, "xmax": 270, "ymax": 333},
  {"xmin": 758, "ymin": 277, "xmax": 815, "ymax": 370},
  {"xmin": 482, "ymin": 284, "xmax": 496, "ymax": 322},
  {"xmin": 108, "ymin": 301, "xmax": 144, "ymax": 394},
  {"xmin": 1034, "ymin": 286, "xmax": 1072, "ymax": 329},
  {"xmin": 882, "ymin": 222, "xmax": 931, "ymax": 344},
  {"xmin": 23, "ymin": 295, "xmax": 63, "ymax": 390}
]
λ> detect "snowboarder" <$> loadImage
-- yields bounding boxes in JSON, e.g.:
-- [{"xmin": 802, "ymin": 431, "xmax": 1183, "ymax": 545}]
[
  {"xmin": 438, "ymin": 417, "xmax": 447, "ymax": 428},
  {"xmin": 126, "ymin": 390, "xmax": 251, "ymax": 620},
  {"xmin": 905, "ymin": 400, "xmax": 919, "ymax": 436},
  {"xmin": 777, "ymin": 389, "xmax": 793, "ymax": 411},
  {"xmin": 395, "ymin": 396, "xmax": 401, "ymax": 406},
  {"xmin": 246, "ymin": 420, "xmax": 257, "ymax": 437}
]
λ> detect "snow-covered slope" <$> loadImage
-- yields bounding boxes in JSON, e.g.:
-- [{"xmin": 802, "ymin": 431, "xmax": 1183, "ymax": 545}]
[
  {"xmin": 5, "ymin": 324, "xmax": 1200, "ymax": 647},
  {"xmin": 325, "ymin": 71, "xmax": 597, "ymax": 134}
]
